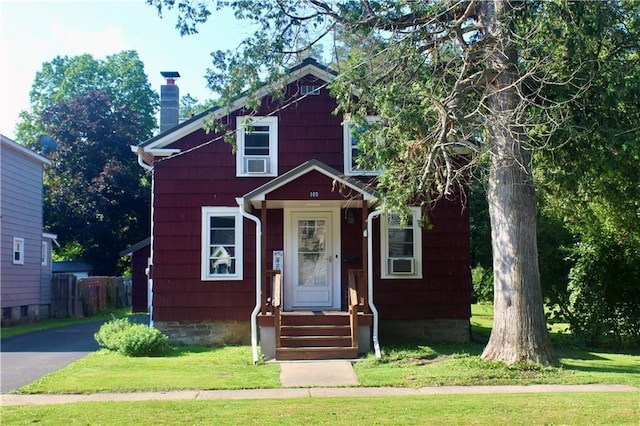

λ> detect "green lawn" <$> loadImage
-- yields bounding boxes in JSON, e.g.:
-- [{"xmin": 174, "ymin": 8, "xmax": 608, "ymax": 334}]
[
  {"xmin": 4, "ymin": 304, "xmax": 638, "ymax": 425},
  {"xmin": 18, "ymin": 346, "xmax": 280, "ymax": 394},
  {"xmin": 15, "ymin": 304, "xmax": 640, "ymax": 394},
  {"xmin": 3, "ymin": 393, "xmax": 638, "ymax": 425}
]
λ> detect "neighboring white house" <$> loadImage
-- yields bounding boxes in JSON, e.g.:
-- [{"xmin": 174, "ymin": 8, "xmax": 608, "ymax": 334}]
[{"xmin": 1, "ymin": 134, "xmax": 55, "ymax": 324}]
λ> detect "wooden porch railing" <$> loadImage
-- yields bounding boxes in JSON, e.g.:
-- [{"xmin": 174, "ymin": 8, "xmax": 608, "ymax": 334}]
[
  {"xmin": 348, "ymin": 278, "xmax": 359, "ymax": 349},
  {"xmin": 270, "ymin": 271, "xmax": 282, "ymax": 349},
  {"xmin": 347, "ymin": 269, "xmax": 369, "ymax": 314},
  {"xmin": 262, "ymin": 270, "xmax": 281, "ymax": 314}
]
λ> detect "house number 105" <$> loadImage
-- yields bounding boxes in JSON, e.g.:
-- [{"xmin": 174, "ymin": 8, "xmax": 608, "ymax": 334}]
[{"xmin": 309, "ymin": 191, "xmax": 319, "ymax": 198}]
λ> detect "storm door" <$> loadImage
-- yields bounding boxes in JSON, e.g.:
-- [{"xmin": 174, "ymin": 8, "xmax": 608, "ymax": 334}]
[{"xmin": 284, "ymin": 209, "xmax": 340, "ymax": 310}]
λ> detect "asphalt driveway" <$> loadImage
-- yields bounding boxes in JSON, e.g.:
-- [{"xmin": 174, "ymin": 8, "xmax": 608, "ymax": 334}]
[{"xmin": 1, "ymin": 314, "xmax": 148, "ymax": 393}]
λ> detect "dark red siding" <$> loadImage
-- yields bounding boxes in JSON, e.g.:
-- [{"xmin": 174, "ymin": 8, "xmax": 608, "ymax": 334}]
[
  {"xmin": 373, "ymin": 198, "xmax": 472, "ymax": 320},
  {"xmin": 150, "ymin": 73, "xmax": 471, "ymax": 323}
]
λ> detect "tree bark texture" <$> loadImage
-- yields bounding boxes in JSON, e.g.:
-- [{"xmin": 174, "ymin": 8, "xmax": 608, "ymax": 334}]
[{"xmin": 479, "ymin": 0, "xmax": 556, "ymax": 365}]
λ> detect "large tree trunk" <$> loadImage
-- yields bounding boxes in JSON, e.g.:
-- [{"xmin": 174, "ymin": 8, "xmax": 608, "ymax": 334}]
[{"xmin": 479, "ymin": 0, "xmax": 556, "ymax": 366}]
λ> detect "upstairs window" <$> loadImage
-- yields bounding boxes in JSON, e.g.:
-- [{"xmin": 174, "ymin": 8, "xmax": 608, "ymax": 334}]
[
  {"xmin": 343, "ymin": 116, "xmax": 382, "ymax": 176},
  {"xmin": 201, "ymin": 207, "xmax": 243, "ymax": 281},
  {"xmin": 381, "ymin": 208, "xmax": 422, "ymax": 279},
  {"xmin": 236, "ymin": 116, "xmax": 278, "ymax": 177},
  {"xmin": 13, "ymin": 237, "xmax": 24, "ymax": 265}
]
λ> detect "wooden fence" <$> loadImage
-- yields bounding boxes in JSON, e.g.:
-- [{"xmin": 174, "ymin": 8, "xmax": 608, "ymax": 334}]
[
  {"xmin": 50, "ymin": 274, "xmax": 131, "ymax": 318},
  {"xmin": 50, "ymin": 274, "xmax": 83, "ymax": 318}
]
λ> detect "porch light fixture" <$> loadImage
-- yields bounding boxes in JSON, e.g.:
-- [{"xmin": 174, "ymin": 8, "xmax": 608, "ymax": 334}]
[{"xmin": 347, "ymin": 209, "xmax": 356, "ymax": 225}]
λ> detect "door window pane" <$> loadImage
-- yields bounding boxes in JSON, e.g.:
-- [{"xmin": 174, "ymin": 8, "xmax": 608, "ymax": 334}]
[{"xmin": 297, "ymin": 219, "xmax": 327, "ymax": 286}]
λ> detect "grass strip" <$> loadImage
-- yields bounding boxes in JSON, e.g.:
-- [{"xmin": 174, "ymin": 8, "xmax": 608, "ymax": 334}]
[
  {"xmin": 2, "ymin": 392, "xmax": 638, "ymax": 425},
  {"xmin": 18, "ymin": 346, "xmax": 280, "ymax": 394}
]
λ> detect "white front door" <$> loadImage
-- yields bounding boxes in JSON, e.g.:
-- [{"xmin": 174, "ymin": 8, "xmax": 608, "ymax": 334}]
[{"xmin": 284, "ymin": 209, "xmax": 341, "ymax": 310}]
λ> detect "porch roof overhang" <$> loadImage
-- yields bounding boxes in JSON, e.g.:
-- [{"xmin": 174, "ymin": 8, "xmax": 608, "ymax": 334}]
[{"xmin": 239, "ymin": 159, "xmax": 378, "ymax": 210}]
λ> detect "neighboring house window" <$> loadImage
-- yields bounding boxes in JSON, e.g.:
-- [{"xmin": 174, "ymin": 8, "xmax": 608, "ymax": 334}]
[
  {"xmin": 42, "ymin": 241, "xmax": 48, "ymax": 266},
  {"xmin": 201, "ymin": 207, "xmax": 243, "ymax": 280},
  {"xmin": 13, "ymin": 237, "xmax": 25, "ymax": 265},
  {"xmin": 236, "ymin": 116, "xmax": 278, "ymax": 177},
  {"xmin": 343, "ymin": 116, "xmax": 381, "ymax": 176},
  {"xmin": 381, "ymin": 208, "xmax": 423, "ymax": 279}
]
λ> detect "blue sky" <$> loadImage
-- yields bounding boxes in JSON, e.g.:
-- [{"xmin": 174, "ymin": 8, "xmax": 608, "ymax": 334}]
[{"xmin": 0, "ymin": 0, "xmax": 255, "ymax": 139}]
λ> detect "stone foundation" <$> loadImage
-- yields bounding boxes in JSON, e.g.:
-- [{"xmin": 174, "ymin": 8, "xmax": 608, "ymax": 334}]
[
  {"xmin": 1, "ymin": 304, "xmax": 44, "ymax": 326},
  {"xmin": 379, "ymin": 319, "xmax": 470, "ymax": 342},
  {"xmin": 155, "ymin": 321, "xmax": 251, "ymax": 346}
]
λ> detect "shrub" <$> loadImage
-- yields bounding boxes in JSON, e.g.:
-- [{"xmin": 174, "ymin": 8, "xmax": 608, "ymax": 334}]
[
  {"xmin": 95, "ymin": 318, "xmax": 169, "ymax": 356},
  {"xmin": 566, "ymin": 237, "xmax": 640, "ymax": 348},
  {"xmin": 471, "ymin": 264, "xmax": 494, "ymax": 303}
]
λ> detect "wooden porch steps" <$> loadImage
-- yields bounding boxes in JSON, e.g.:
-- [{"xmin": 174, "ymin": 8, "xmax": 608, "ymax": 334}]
[{"xmin": 275, "ymin": 311, "xmax": 358, "ymax": 361}]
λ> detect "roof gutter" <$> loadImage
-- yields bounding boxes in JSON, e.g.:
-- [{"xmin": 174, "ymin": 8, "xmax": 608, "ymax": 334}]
[
  {"xmin": 133, "ymin": 146, "xmax": 154, "ymax": 171},
  {"xmin": 367, "ymin": 210, "xmax": 382, "ymax": 359},
  {"xmin": 237, "ymin": 198, "xmax": 262, "ymax": 364}
]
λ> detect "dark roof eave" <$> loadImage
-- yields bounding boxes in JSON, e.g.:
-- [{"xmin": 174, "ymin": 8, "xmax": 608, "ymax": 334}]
[{"xmin": 119, "ymin": 237, "xmax": 152, "ymax": 257}]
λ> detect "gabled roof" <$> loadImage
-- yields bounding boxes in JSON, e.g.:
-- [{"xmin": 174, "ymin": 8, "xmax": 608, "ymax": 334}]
[
  {"xmin": 1, "ymin": 134, "xmax": 51, "ymax": 165},
  {"xmin": 52, "ymin": 261, "xmax": 93, "ymax": 274},
  {"xmin": 239, "ymin": 159, "xmax": 378, "ymax": 209},
  {"xmin": 137, "ymin": 58, "xmax": 337, "ymax": 153},
  {"xmin": 119, "ymin": 237, "xmax": 151, "ymax": 257}
]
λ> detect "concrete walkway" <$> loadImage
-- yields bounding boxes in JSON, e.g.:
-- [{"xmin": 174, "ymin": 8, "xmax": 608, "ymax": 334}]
[
  {"xmin": 280, "ymin": 361, "xmax": 359, "ymax": 387},
  {"xmin": 1, "ymin": 384, "xmax": 636, "ymax": 406}
]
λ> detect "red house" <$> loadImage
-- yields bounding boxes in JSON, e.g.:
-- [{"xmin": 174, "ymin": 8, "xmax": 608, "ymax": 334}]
[{"xmin": 133, "ymin": 58, "xmax": 471, "ymax": 361}]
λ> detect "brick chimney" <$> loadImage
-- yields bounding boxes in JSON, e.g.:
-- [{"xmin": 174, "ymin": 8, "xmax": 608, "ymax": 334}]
[{"xmin": 160, "ymin": 71, "xmax": 180, "ymax": 133}]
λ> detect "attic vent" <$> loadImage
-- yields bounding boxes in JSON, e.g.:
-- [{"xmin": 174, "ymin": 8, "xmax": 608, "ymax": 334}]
[{"xmin": 301, "ymin": 85, "xmax": 320, "ymax": 95}]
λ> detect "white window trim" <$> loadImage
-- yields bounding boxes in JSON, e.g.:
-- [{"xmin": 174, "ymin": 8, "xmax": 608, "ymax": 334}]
[
  {"xmin": 380, "ymin": 207, "xmax": 423, "ymax": 279},
  {"xmin": 13, "ymin": 237, "xmax": 25, "ymax": 265},
  {"xmin": 42, "ymin": 241, "xmax": 48, "ymax": 266},
  {"xmin": 201, "ymin": 207, "xmax": 243, "ymax": 281},
  {"xmin": 236, "ymin": 115, "xmax": 278, "ymax": 177},
  {"xmin": 343, "ymin": 116, "xmax": 382, "ymax": 176}
]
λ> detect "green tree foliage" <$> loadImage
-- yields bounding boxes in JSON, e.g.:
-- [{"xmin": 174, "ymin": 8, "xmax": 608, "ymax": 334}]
[
  {"xmin": 40, "ymin": 91, "xmax": 151, "ymax": 275},
  {"xmin": 180, "ymin": 93, "xmax": 217, "ymax": 118},
  {"xmin": 17, "ymin": 51, "xmax": 158, "ymax": 145},
  {"xmin": 148, "ymin": 0, "xmax": 563, "ymax": 365},
  {"xmin": 532, "ymin": 2, "xmax": 640, "ymax": 346},
  {"xmin": 17, "ymin": 51, "xmax": 158, "ymax": 275},
  {"xmin": 148, "ymin": 0, "xmax": 639, "ymax": 361}
]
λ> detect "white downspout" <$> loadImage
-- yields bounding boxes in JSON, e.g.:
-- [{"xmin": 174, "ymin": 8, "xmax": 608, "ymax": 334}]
[
  {"xmin": 237, "ymin": 198, "xmax": 262, "ymax": 364},
  {"xmin": 133, "ymin": 145, "xmax": 154, "ymax": 326},
  {"xmin": 367, "ymin": 210, "xmax": 382, "ymax": 359},
  {"xmin": 134, "ymin": 146, "xmax": 153, "ymax": 172},
  {"xmin": 148, "ymin": 172, "xmax": 155, "ymax": 328}
]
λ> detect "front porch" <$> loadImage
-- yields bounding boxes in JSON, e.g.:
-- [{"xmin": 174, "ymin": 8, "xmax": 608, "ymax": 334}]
[
  {"xmin": 239, "ymin": 160, "xmax": 380, "ymax": 361},
  {"xmin": 258, "ymin": 270, "xmax": 372, "ymax": 360}
]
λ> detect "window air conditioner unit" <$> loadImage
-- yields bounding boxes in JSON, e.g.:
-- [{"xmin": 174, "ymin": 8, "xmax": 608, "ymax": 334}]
[
  {"xmin": 389, "ymin": 258, "xmax": 414, "ymax": 275},
  {"xmin": 245, "ymin": 158, "xmax": 269, "ymax": 174}
]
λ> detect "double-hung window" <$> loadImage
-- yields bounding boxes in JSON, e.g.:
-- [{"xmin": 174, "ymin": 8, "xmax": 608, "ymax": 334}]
[
  {"xmin": 201, "ymin": 207, "xmax": 243, "ymax": 280},
  {"xmin": 381, "ymin": 208, "xmax": 422, "ymax": 279},
  {"xmin": 236, "ymin": 116, "xmax": 278, "ymax": 177},
  {"xmin": 343, "ymin": 116, "xmax": 381, "ymax": 176},
  {"xmin": 13, "ymin": 237, "xmax": 25, "ymax": 265}
]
